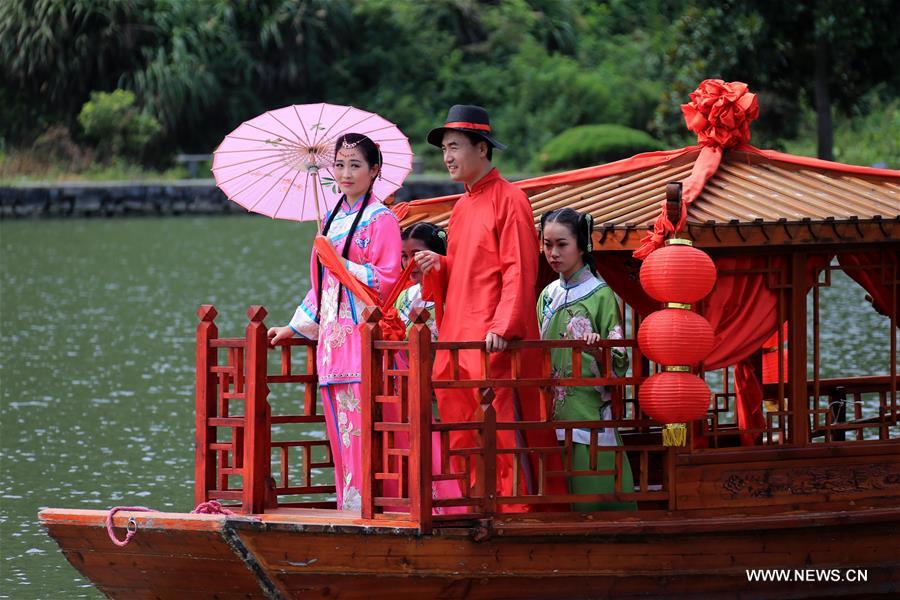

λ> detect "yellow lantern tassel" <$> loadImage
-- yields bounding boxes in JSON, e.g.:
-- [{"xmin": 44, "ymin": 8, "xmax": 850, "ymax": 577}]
[{"xmin": 662, "ymin": 423, "xmax": 687, "ymax": 446}]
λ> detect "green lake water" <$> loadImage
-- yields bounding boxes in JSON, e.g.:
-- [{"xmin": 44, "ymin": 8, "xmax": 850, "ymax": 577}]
[{"xmin": 0, "ymin": 216, "xmax": 894, "ymax": 598}]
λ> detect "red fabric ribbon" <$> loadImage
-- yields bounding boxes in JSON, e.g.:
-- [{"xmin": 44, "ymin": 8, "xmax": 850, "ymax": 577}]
[
  {"xmin": 388, "ymin": 201, "xmax": 410, "ymax": 222},
  {"xmin": 313, "ymin": 236, "xmax": 416, "ymax": 341},
  {"xmin": 444, "ymin": 121, "xmax": 491, "ymax": 132},
  {"xmin": 633, "ymin": 80, "xmax": 759, "ymax": 260}
]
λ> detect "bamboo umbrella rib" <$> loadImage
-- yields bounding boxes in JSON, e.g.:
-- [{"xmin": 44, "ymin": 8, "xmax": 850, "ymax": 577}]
[
  {"xmin": 316, "ymin": 105, "xmax": 354, "ymax": 144},
  {"xmin": 301, "ymin": 169, "xmax": 313, "ymax": 220},
  {"xmin": 380, "ymin": 175, "xmax": 405, "ymax": 188},
  {"xmin": 244, "ymin": 122, "xmax": 307, "ymax": 148},
  {"xmin": 223, "ymin": 134, "xmax": 298, "ymax": 147},
  {"xmin": 212, "ymin": 154, "xmax": 296, "ymax": 188},
  {"xmin": 214, "ymin": 147, "xmax": 297, "ymax": 153},
  {"xmin": 835, "ymin": 174, "xmax": 900, "ymax": 206},
  {"xmin": 211, "ymin": 150, "xmax": 297, "ymax": 172},
  {"xmin": 267, "ymin": 111, "xmax": 309, "ymax": 147},
  {"xmin": 327, "ymin": 111, "xmax": 378, "ymax": 142},
  {"xmin": 355, "ymin": 123, "xmax": 398, "ymax": 137},
  {"xmin": 310, "ymin": 103, "xmax": 327, "ymax": 146},
  {"xmin": 271, "ymin": 165, "xmax": 304, "ymax": 218},
  {"xmin": 381, "ymin": 160, "xmax": 413, "ymax": 170},
  {"xmin": 291, "ymin": 105, "xmax": 316, "ymax": 148},
  {"xmin": 240, "ymin": 162, "xmax": 297, "ymax": 212}
]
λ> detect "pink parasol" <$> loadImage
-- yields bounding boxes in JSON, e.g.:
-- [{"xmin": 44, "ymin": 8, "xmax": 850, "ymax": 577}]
[{"xmin": 212, "ymin": 103, "xmax": 413, "ymax": 226}]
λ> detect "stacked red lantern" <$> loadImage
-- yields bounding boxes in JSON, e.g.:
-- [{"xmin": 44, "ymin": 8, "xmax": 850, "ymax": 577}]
[{"xmin": 638, "ymin": 238, "xmax": 716, "ymax": 446}]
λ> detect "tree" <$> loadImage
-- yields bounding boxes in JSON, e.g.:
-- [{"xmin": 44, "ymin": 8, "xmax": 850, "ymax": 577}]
[{"xmin": 656, "ymin": 0, "xmax": 900, "ymax": 159}]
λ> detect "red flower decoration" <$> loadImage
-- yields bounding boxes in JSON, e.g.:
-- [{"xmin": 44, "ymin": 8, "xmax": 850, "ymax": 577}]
[{"xmin": 681, "ymin": 79, "xmax": 759, "ymax": 148}]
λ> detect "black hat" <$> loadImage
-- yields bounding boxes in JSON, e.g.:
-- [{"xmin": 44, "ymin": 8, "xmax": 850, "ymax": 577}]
[{"xmin": 426, "ymin": 104, "xmax": 506, "ymax": 150}]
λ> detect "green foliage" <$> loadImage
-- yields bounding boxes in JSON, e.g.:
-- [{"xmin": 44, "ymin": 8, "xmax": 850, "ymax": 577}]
[
  {"xmin": 1, "ymin": 0, "xmax": 897, "ymax": 175},
  {"xmin": 783, "ymin": 88, "xmax": 900, "ymax": 168},
  {"xmin": 78, "ymin": 90, "xmax": 161, "ymax": 161},
  {"xmin": 655, "ymin": 0, "xmax": 900, "ymax": 153},
  {"xmin": 536, "ymin": 124, "xmax": 666, "ymax": 171}
]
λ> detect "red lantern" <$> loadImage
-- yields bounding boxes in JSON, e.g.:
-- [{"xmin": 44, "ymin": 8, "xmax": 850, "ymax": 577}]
[
  {"xmin": 637, "ymin": 307, "xmax": 714, "ymax": 365},
  {"xmin": 639, "ymin": 239, "xmax": 716, "ymax": 303},
  {"xmin": 639, "ymin": 370, "xmax": 711, "ymax": 423}
]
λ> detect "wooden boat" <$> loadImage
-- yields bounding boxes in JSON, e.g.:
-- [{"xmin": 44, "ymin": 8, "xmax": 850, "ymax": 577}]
[{"xmin": 41, "ymin": 147, "xmax": 899, "ymax": 598}]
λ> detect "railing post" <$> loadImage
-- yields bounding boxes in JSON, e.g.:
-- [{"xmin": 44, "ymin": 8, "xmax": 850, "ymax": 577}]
[
  {"xmin": 408, "ymin": 308, "xmax": 433, "ymax": 533},
  {"xmin": 480, "ymin": 388, "xmax": 498, "ymax": 516},
  {"xmin": 195, "ymin": 305, "xmax": 218, "ymax": 507},
  {"xmin": 243, "ymin": 305, "xmax": 271, "ymax": 513},
  {"xmin": 360, "ymin": 306, "xmax": 383, "ymax": 520},
  {"xmin": 789, "ymin": 251, "xmax": 810, "ymax": 445}
]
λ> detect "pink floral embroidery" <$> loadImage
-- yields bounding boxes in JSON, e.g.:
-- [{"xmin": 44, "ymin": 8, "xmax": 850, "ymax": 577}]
[{"xmin": 566, "ymin": 314, "xmax": 594, "ymax": 340}]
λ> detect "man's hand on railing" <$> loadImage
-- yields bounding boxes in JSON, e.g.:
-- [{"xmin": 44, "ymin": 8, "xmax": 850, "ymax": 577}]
[
  {"xmin": 485, "ymin": 332, "xmax": 508, "ymax": 353},
  {"xmin": 267, "ymin": 326, "xmax": 294, "ymax": 346}
]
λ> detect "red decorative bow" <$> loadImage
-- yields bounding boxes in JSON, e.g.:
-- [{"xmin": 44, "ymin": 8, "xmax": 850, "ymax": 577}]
[
  {"xmin": 634, "ymin": 80, "xmax": 759, "ymax": 260},
  {"xmin": 681, "ymin": 79, "xmax": 759, "ymax": 149}
]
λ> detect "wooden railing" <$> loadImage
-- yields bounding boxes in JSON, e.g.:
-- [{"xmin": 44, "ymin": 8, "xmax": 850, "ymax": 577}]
[
  {"xmin": 195, "ymin": 305, "xmax": 334, "ymax": 513},
  {"xmin": 359, "ymin": 306, "xmax": 672, "ymax": 531},
  {"xmin": 194, "ymin": 303, "xmax": 898, "ymax": 524}
]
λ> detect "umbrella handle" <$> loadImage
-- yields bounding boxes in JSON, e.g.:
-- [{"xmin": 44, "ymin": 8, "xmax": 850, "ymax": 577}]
[{"xmin": 310, "ymin": 168, "xmax": 323, "ymax": 232}]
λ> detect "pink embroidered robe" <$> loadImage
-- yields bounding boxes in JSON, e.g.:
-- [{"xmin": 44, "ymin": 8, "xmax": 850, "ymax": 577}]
[{"xmin": 289, "ymin": 197, "xmax": 401, "ymax": 511}]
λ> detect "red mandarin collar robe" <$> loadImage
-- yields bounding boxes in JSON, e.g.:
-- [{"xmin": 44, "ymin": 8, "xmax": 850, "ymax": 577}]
[{"xmin": 424, "ymin": 168, "xmax": 564, "ymax": 510}]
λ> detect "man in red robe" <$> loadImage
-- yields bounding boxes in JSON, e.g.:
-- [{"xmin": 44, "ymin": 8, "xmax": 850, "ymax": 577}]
[{"xmin": 416, "ymin": 105, "xmax": 564, "ymax": 511}]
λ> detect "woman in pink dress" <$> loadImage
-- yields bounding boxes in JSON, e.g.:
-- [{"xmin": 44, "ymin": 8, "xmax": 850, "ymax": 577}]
[{"xmin": 268, "ymin": 133, "xmax": 402, "ymax": 512}]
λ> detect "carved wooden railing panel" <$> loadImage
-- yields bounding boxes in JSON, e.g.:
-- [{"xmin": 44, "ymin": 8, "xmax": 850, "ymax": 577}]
[
  {"xmin": 357, "ymin": 305, "xmax": 673, "ymax": 529},
  {"xmin": 195, "ymin": 305, "xmax": 334, "ymax": 513}
]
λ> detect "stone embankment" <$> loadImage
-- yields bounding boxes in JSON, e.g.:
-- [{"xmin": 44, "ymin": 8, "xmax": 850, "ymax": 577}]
[{"xmin": 0, "ymin": 178, "xmax": 463, "ymax": 219}]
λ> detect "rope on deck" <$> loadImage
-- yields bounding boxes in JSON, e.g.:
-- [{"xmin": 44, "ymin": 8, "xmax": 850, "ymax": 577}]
[
  {"xmin": 105, "ymin": 501, "xmax": 235, "ymax": 547},
  {"xmin": 191, "ymin": 500, "xmax": 234, "ymax": 515}
]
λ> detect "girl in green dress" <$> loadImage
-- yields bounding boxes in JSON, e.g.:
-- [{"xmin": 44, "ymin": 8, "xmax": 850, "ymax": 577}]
[{"xmin": 538, "ymin": 208, "xmax": 636, "ymax": 512}]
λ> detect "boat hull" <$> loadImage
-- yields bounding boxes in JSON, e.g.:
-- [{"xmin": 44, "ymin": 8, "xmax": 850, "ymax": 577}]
[{"xmin": 41, "ymin": 506, "xmax": 900, "ymax": 599}]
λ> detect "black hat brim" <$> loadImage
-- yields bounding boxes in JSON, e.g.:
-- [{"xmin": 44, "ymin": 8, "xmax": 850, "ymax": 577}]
[{"xmin": 426, "ymin": 126, "xmax": 507, "ymax": 151}]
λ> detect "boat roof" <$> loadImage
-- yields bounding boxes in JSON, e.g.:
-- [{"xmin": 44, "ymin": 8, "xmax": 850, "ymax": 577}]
[{"xmin": 399, "ymin": 146, "xmax": 900, "ymax": 250}]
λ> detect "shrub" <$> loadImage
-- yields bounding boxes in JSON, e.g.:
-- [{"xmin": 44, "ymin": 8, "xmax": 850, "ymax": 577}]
[
  {"xmin": 536, "ymin": 124, "xmax": 666, "ymax": 171},
  {"xmin": 78, "ymin": 90, "xmax": 161, "ymax": 161}
]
